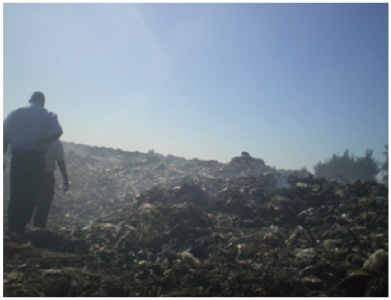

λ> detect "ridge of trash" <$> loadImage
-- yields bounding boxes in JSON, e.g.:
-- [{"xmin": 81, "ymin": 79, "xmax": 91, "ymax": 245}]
[{"xmin": 3, "ymin": 142, "xmax": 388, "ymax": 296}]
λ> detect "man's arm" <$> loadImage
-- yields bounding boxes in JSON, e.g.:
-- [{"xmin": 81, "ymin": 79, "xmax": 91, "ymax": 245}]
[
  {"xmin": 4, "ymin": 137, "xmax": 10, "ymax": 155},
  {"xmin": 3, "ymin": 137, "xmax": 10, "ymax": 172},
  {"xmin": 4, "ymin": 111, "xmax": 12, "ymax": 155},
  {"xmin": 37, "ymin": 132, "xmax": 63, "ymax": 150},
  {"xmin": 47, "ymin": 132, "xmax": 63, "ymax": 144},
  {"xmin": 57, "ymin": 160, "xmax": 69, "ymax": 191},
  {"xmin": 37, "ymin": 112, "xmax": 63, "ymax": 150}
]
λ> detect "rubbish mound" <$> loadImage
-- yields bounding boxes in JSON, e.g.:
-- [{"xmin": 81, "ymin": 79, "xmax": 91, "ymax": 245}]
[{"xmin": 4, "ymin": 173, "xmax": 388, "ymax": 297}]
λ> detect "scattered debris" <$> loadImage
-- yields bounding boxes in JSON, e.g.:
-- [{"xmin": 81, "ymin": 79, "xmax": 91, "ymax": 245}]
[{"xmin": 3, "ymin": 145, "xmax": 388, "ymax": 296}]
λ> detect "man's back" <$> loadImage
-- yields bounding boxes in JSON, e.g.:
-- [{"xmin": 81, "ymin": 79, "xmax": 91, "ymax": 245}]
[
  {"xmin": 4, "ymin": 103, "xmax": 62, "ymax": 153},
  {"xmin": 3, "ymin": 91, "xmax": 63, "ymax": 234}
]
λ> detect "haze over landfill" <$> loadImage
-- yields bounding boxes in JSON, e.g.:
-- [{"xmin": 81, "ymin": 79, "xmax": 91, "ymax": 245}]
[{"xmin": 3, "ymin": 3, "xmax": 388, "ymax": 171}]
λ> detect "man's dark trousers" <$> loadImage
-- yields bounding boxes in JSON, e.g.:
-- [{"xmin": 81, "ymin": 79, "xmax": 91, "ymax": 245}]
[{"xmin": 8, "ymin": 150, "xmax": 45, "ymax": 234}]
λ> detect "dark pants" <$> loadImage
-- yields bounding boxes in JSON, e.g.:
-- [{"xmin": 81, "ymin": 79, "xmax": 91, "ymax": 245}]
[
  {"xmin": 34, "ymin": 172, "xmax": 55, "ymax": 228},
  {"xmin": 8, "ymin": 150, "xmax": 45, "ymax": 234}
]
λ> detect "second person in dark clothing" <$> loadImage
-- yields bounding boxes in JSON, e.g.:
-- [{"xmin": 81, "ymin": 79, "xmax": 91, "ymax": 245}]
[{"xmin": 34, "ymin": 139, "xmax": 69, "ymax": 228}]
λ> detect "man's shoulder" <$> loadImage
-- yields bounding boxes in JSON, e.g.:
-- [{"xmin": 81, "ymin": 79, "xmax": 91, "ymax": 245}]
[
  {"xmin": 10, "ymin": 105, "xmax": 30, "ymax": 114},
  {"xmin": 13, "ymin": 104, "xmax": 49, "ymax": 116},
  {"xmin": 5, "ymin": 106, "xmax": 29, "ymax": 120}
]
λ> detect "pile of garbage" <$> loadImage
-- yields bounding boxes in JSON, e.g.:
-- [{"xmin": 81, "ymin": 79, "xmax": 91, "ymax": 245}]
[
  {"xmin": 3, "ymin": 145, "xmax": 280, "ymax": 228},
  {"xmin": 4, "ymin": 170, "xmax": 388, "ymax": 296},
  {"xmin": 217, "ymin": 151, "xmax": 271, "ymax": 179}
]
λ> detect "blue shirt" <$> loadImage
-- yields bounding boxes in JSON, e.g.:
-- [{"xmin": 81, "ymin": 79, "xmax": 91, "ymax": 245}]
[{"xmin": 3, "ymin": 103, "xmax": 63, "ymax": 153}]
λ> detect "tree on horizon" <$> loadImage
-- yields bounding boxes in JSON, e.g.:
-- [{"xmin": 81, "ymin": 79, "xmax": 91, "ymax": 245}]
[{"xmin": 314, "ymin": 149, "xmax": 380, "ymax": 183}]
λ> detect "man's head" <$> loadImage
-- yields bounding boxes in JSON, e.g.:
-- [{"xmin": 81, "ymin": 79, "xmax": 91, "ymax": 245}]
[{"xmin": 29, "ymin": 91, "xmax": 45, "ymax": 107}]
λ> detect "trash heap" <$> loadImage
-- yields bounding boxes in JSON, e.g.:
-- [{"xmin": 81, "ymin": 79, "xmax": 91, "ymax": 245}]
[
  {"xmin": 217, "ymin": 151, "xmax": 271, "ymax": 179},
  {"xmin": 4, "ymin": 172, "xmax": 388, "ymax": 297},
  {"xmin": 3, "ymin": 145, "xmax": 277, "ymax": 228}
]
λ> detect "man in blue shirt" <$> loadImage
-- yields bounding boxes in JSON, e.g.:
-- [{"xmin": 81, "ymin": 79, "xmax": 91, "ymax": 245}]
[{"xmin": 3, "ymin": 91, "xmax": 63, "ymax": 234}]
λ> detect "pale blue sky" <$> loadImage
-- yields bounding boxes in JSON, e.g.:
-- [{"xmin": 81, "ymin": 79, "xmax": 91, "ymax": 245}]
[{"xmin": 3, "ymin": 3, "xmax": 388, "ymax": 171}]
